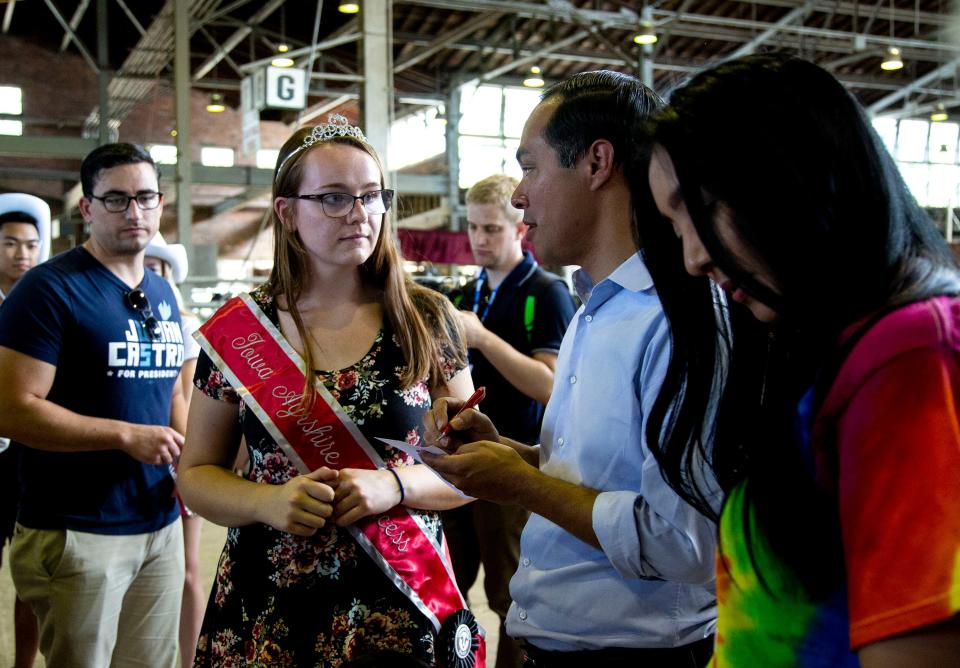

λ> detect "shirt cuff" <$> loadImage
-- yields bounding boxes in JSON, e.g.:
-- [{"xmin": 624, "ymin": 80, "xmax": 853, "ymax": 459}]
[{"xmin": 592, "ymin": 490, "xmax": 654, "ymax": 579}]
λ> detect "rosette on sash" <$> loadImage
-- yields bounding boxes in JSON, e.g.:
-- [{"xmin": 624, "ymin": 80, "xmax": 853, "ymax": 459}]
[{"xmin": 438, "ymin": 608, "xmax": 481, "ymax": 668}]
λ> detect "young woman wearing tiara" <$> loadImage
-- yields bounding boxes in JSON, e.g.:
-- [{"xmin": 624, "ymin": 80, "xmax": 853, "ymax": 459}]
[{"xmin": 179, "ymin": 116, "xmax": 482, "ymax": 667}]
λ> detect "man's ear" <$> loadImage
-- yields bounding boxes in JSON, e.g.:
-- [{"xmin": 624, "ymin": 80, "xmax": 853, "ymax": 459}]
[
  {"xmin": 584, "ymin": 139, "xmax": 616, "ymax": 191},
  {"xmin": 78, "ymin": 196, "xmax": 93, "ymax": 222}
]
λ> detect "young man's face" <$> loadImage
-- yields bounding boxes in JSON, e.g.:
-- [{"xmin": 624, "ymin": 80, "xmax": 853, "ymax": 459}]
[
  {"xmin": 466, "ymin": 202, "xmax": 524, "ymax": 273},
  {"xmin": 78, "ymin": 161, "xmax": 163, "ymax": 257},
  {"xmin": 0, "ymin": 221, "xmax": 41, "ymax": 286}
]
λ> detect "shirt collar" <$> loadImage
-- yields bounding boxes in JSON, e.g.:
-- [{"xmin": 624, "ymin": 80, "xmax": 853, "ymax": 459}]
[{"xmin": 572, "ymin": 252, "xmax": 654, "ymax": 305}]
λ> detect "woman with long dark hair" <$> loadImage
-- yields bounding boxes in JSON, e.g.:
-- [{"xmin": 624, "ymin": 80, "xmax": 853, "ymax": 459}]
[{"xmin": 643, "ymin": 53, "xmax": 960, "ymax": 666}]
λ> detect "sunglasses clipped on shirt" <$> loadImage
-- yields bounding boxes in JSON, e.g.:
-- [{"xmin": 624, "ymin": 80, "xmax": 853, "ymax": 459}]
[
  {"xmin": 126, "ymin": 288, "xmax": 162, "ymax": 341},
  {"xmin": 284, "ymin": 189, "xmax": 395, "ymax": 218}
]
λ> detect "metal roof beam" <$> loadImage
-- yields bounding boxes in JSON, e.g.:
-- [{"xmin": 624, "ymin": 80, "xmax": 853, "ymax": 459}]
[
  {"xmin": 238, "ymin": 33, "xmax": 361, "ymax": 73},
  {"xmin": 59, "ymin": 0, "xmax": 92, "ymax": 52},
  {"xmin": 868, "ymin": 56, "xmax": 960, "ymax": 113},
  {"xmin": 192, "ymin": 0, "xmax": 284, "ymax": 81},
  {"xmin": 43, "ymin": 0, "xmax": 99, "ymax": 72},
  {"xmin": 398, "ymin": 0, "xmax": 954, "ymax": 54},
  {"xmin": 726, "ymin": 1, "xmax": 815, "ymax": 60},
  {"xmin": 395, "ymin": 11, "xmax": 502, "ymax": 73},
  {"xmin": 114, "ymin": 0, "xmax": 147, "ymax": 36},
  {"xmin": 2, "ymin": 0, "xmax": 16, "ymax": 34}
]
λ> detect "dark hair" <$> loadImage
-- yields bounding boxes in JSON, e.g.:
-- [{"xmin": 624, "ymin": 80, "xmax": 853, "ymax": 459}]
[
  {"xmin": 641, "ymin": 53, "xmax": 960, "ymax": 596},
  {"xmin": 80, "ymin": 143, "xmax": 159, "ymax": 197},
  {"xmin": 0, "ymin": 211, "xmax": 38, "ymax": 227},
  {"xmin": 540, "ymin": 70, "xmax": 664, "ymax": 171}
]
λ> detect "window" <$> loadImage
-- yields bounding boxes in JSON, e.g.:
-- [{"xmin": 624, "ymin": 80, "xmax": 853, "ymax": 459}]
[
  {"xmin": 149, "ymin": 144, "xmax": 178, "ymax": 164},
  {"xmin": 388, "ymin": 107, "xmax": 446, "ymax": 171},
  {"xmin": 872, "ymin": 117, "xmax": 898, "ymax": 153},
  {"xmin": 929, "ymin": 122, "xmax": 959, "ymax": 165},
  {"xmin": 457, "ymin": 84, "xmax": 540, "ymax": 188},
  {"xmin": 896, "ymin": 119, "xmax": 929, "ymax": 162},
  {"xmin": 201, "ymin": 147, "xmax": 235, "ymax": 167},
  {"xmin": 0, "ymin": 85, "xmax": 23, "ymax": 136},
  {"xmin": 872, "ymin": 116, "xmax": 960, "ymax": 207},
  {"xmin": 256, "ymin": 149, "xmax": 280, "ymax": 170}
]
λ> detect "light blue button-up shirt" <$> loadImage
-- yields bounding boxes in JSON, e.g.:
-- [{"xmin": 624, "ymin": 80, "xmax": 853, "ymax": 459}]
[{"xmin": 506, "ymin": 252, "xmax": 717, "ymax": 651}]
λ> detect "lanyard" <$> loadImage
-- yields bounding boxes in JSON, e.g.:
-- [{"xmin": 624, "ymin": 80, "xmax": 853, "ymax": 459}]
[{"xmin": 472, "ymin": 276, "xmax": 498, "ymax": 322}]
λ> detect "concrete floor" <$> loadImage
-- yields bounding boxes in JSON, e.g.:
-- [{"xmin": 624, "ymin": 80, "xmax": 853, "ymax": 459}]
[{"xmin": 0, "ymin": 521, "xmax": 499, "ymax": 666}]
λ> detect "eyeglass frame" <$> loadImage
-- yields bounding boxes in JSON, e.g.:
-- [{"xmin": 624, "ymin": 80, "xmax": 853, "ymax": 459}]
[
  {"xmin": 90, "ymin": 191, "xmax": 164, "ymax": 214},
  {"xmin": 125, "ymin": 288, "xmax": 162, "ymax": 340},
  {"xmin": 282, "ymin": 189, "xmax": 395, "ymax": 218}
]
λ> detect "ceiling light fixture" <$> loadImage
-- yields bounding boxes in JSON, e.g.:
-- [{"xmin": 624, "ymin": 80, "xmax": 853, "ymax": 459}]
[
  {"xmin": 523, "ymin": 65, "xmax": 545, "ymax": 88},
  {"xmin": 206, "ymin": 93, "xmax": 226, "ymax": 113},
  {"xmin": 634, "ymin": 5, "xmax": 658, "ymax": 45},
  {"xmin": 633, "ymin": 22, "xmax": 657, "ymax": 45},
  {"xmin": 272, "ymin": 6, "xmax": 294, "ymax": 67},
  {"xmin": 338, "ymin": 2, "xmax": 360, "ymax": 13},
  {"xmin": 880, "ymin": 0, "xmax": 903, "ymax": 71},
  {"xmin": 931, "ymin": 102, "xmax": 948, "ymax": 122},
  {"xmin": 880, "ymin": 46, "xmax": 903, "ymax": 71}
]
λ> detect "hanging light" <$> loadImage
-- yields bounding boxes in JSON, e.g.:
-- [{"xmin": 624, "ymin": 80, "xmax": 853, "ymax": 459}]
[
  {"xmin": 523, "ymin": 66, "xmax": 545, "ymax": 88},
  {"xmin": 338, "ymin": 1, "xmax": 360, "ymax": 13},
  {"xmin": 931, "ymin": 102, "xmax": 949, "ymax": 122},
  {"xmin": 272, "ymin": 6, "xmax": 294, "ymax": 67},
  {"xmin": 880, "ymin": 46, "xmax": 903, "ymax": 71},
  {"xmin": 271, "ymin": 54, "xmax": 295, "ymax": 67},
  {"xmin": 880, "ymin": 0, "xmax": 903, "ymax": 71},
  {"xmin": 206, "ymin": 93, "xmax": 226, "ymax": 113},
  {"xmin": 633, "ymin": 22, "xmax": 657, "ymax": 45}
]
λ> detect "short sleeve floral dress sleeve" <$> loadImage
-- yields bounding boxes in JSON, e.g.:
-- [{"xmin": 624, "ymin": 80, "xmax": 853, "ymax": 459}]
[{"xmin": 191, "ymin": 288, "xmax": 460, "ymax": 667}]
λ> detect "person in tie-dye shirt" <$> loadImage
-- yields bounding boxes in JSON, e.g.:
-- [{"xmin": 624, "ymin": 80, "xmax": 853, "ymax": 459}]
[{"xmin": 639, "ymin": 53, "xmax": 960, "ymax": 666}]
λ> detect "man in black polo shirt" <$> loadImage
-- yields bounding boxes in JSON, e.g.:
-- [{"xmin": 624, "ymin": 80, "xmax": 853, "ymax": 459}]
[{"xmin": 446, "ymin": 174, "xmax": 576, "ymax": 667}]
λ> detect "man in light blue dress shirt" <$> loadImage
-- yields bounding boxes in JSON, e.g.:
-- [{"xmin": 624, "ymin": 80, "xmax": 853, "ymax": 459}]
[{"xmin": 424, "ymin": 71, "xmax": 717, "ymax": 667}]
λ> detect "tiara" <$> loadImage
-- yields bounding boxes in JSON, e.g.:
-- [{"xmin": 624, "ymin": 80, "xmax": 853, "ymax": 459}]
[
  {"xmin": 303, "ymin": 114, "xmax": 366, "ymax": 145},
  {"xmin": 275, "ymin": 114, "xmax": 367, "ymax": 179}
]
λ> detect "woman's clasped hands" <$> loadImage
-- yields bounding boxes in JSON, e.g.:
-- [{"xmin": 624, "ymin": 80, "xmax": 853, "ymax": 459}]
[{"xmin": 262, "ymin": 464, "xmax": 411, "ymax": 534}]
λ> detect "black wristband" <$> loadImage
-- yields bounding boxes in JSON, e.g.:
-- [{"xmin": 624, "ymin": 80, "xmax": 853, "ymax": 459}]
[{"xmin": 386, "ymin": 467, "xmax": 405, "ymax": 505}]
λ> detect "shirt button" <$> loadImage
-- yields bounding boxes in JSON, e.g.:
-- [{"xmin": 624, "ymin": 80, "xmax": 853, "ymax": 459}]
[
  {"xmin": 584, "ymin": 314, "xmax": 593, "ymax": 322},
  {"xmin": 557, "ymin": 437, "xmax": 564, "ymax": 447},
  {"xmin": 518, "ymin": 610, "xmax": 528, "ymax": 621},
  {"xmin": 569, "ymin": 375, "xmax": 577, "ymax": 384},
  {"xmin": 522, "ymin": 557, "xmax": 531, "ymax": 567}
]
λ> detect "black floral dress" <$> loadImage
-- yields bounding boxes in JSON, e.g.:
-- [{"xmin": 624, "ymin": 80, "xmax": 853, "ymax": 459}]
[{"xmin": 192, "ymin": 288, "xmax": 461, "ymax": 667}]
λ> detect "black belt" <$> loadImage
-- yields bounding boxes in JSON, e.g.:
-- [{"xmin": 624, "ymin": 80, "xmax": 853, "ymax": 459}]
[{"xmin": 521, "ymin": 635, "xmax": 714, "ymax": 668}]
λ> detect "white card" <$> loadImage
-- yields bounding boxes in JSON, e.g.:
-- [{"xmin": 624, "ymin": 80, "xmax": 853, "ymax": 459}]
[{"xmin": 375, "ymin": 437, "xmax": 471, "ymax": 499}]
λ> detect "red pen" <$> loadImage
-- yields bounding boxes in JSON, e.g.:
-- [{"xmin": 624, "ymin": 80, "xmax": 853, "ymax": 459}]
[{"xmin": 440, "ymin": 386, "xmax": 486, "ymax": 435}]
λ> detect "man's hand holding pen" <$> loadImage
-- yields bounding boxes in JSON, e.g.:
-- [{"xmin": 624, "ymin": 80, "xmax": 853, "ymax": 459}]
[
  {"xmin": 423, "ymin": 393, "xmax": 499, "ymax": 452},
  {"xmin": 421, "ymin": 393, "xmax": 539, "ymax": 504}
]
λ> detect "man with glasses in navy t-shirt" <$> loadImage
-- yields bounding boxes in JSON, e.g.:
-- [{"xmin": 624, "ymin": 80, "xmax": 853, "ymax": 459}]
[{"xmin": 0, "ymin": 143, "xmax": 187, "ymax": 667}]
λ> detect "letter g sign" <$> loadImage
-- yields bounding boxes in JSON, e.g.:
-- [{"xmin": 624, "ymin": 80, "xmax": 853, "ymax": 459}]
[{"xmin": 265, "ymin": 66, "xmax": 306, "ymax": 109}]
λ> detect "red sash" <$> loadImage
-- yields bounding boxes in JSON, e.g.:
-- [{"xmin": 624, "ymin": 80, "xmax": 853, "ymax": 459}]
[{"xmin": 197, "ymin": 294, "xmax": 485, "ymax": 667}]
